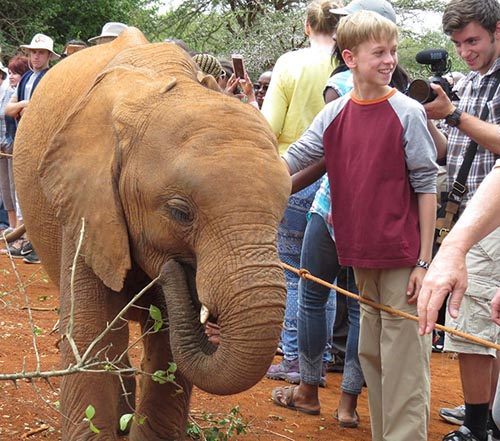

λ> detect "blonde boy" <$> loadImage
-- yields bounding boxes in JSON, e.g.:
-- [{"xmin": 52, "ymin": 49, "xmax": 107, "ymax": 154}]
[{"xmin": 282, "ymin": 10, "xmax": 438, "ymax": 441}]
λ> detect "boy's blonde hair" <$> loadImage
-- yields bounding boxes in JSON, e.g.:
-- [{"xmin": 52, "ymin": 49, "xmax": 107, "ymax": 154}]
[{"xmin": 336, "ymin": 10, "xmax": 398, "ymax": 53}]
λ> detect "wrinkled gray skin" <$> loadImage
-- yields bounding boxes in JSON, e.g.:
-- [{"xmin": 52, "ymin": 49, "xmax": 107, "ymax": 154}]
[{"xmin": 13, "ymin": 28, "xmax": 290, "ymax": 440}]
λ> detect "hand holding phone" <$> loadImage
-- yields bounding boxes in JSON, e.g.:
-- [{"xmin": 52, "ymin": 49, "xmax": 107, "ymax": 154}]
[{"xmin": 232, "ymin": 54, "xmax": 246, "ymax": 79}]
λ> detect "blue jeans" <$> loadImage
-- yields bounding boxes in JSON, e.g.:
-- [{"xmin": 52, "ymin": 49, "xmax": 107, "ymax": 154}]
[
  {"xmin": 297, "ymin": 213, "xmax": 339, "ymax": 384},
  {"xmin": 298, "ymin": 214, "xmax": 364, "ymax": 393},
  {"xmin": 340, "ymin": 267, "xmax": 364, "ymax": 395},
  {"xmin": 278, "ymin": 181, "xmax": 322, "ymax": 361}
]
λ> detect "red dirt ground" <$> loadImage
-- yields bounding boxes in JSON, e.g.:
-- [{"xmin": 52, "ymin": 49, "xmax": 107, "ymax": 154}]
[{"xmin": 0, "ymin": 255, "xmax": 464, "ymax": 440}]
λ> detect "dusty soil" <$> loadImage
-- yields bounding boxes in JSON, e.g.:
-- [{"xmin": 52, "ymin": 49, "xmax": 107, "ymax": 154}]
[{"xmin": 0, "ymin": 255, "xmax": 464, "ymax": 440}]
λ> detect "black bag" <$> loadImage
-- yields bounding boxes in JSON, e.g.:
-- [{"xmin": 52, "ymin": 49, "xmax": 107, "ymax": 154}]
[{"xmin": 433, "ymin": 191, "xmax": 459, "ymax": 255}]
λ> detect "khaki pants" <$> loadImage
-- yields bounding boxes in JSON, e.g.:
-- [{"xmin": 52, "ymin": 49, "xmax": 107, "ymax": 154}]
[{"xmin": 354, "ymin": 267, "xmax": 431, "ymax": 441}]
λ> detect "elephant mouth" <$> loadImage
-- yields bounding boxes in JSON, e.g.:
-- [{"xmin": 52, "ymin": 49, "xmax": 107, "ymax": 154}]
[{"xmin": 178, "ymin": 261, "xmax": 220, "ymax": 348}]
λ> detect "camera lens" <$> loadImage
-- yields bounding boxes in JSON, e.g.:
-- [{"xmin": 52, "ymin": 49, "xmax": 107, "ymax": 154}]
[{"xmin": 407, "ymin": 79, "xmax": 436, "ymax": 104}]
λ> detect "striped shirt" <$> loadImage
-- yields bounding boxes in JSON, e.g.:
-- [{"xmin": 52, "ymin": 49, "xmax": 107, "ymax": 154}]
[{"xmin": 447, "ymin": 56, "xmax": 500, "ymax": 212}]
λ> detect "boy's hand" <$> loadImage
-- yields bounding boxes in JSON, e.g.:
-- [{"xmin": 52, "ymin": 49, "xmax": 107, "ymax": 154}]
[{"xmin": 406, "ymin": 267, "xmax": 426, "ymax": 304}]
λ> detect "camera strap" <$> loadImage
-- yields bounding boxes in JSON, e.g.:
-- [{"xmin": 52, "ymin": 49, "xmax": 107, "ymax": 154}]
[{"xmin": 436, "ymin": 69, "xmax": 500, "ymax": 243}]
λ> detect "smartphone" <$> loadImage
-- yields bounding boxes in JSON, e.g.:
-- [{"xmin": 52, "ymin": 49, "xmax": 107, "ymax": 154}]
[{"xmin": 232, "ymin": 54, "xmax": 246, "ymax": 79}]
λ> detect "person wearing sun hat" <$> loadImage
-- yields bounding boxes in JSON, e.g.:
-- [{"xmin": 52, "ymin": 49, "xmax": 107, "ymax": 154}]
[
  {"xmin": 3, "ymin": 32, "xmax": 59, "ymax": 265},
  {"xmin": 6, "ymin": 33, "xmax": 59, "ymax": 117},
  {"xmin": 20, "ymin": 33, "xmax": 60, "ymax": 61},
  {"xmin": 88, "ymin": 22, "xmax": 128, "ymax": 45}
]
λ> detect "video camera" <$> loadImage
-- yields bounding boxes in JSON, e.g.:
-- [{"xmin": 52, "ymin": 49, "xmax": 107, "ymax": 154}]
[{"xmin": 407, "ymin": 49, "xmax": 458, "ymax": 104}]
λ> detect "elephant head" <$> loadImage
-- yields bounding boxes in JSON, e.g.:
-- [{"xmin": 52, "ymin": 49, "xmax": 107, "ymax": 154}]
[{"xmin": 19, "ymin": 33, "xmax": 291, "ymax": 396}]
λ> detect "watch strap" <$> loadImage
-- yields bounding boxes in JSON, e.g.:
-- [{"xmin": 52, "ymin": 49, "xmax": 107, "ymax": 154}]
[{"xmin": 416, "ymin": 259, "xmax": 430, "ymax": 270}]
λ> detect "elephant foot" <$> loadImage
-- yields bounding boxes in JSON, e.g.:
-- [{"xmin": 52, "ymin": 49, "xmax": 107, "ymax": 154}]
[{"xmin": 129, "ymin": 422, "xmax": 187, "ymax": 441}]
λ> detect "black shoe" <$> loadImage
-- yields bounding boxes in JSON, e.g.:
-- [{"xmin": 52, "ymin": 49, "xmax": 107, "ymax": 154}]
[
  {"xmin": 326, "ymin": 352, "xmax": 345, "ymax": 373},
  {"xmin": 23, "ymin": 249, "xmax": 41, "ymax": 264},
  {"xmin": 8, "ymin": 239, "xmax": 32, "ymax": 258},
  {"xmin": 443, "ymin": 426, "xmax": 482, "ymax": 441}
]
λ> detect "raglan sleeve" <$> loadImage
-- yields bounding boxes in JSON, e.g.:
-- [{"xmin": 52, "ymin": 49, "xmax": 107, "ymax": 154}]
[
  {"xmin": 281, "ymin": 107, "xmax": 330, "ymax": 174},
  {"xmin": 402, "ymin": 101, "xmax": 439, "ymax": 194}
]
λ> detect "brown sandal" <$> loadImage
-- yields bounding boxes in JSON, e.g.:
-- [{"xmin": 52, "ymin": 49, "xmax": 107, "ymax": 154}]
[
  {"xmin": 333, "ymin": 408, "xmax": 359, "ymax": 428},
  {"xmin": 271, "ymin": 385, "xmax": 320, "ymax": 415}
]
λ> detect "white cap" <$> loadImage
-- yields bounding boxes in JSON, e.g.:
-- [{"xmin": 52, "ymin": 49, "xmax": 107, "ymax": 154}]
[
  {"xmin": 88, "ymin": 22, "xmax": 128, "ymax": 43},
  {"xmin": 20, "ymin": 33, "xmax": 60, "ymax": 59},
  {"xmin": 330, "ymin": 0, "xmax": 397, "ymax": 24}
]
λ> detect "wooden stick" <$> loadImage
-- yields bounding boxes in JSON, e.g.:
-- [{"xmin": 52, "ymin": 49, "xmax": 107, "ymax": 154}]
[
  {"xmin": 20, "ymin": 424, "xmax": 50, "ymax": 438},
  {"xmin": 282, "ymin": 262, "xmax": 500, "ymax": 351}
]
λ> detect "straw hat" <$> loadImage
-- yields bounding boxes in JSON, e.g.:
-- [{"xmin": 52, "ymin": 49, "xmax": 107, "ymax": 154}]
[
  {"xmin": 20, "ymin": 34, "xmax": 60, "ymax": 60},
  {"xmin": 88, "ymin": 22, "xmax": 128, "ymax": 44}
]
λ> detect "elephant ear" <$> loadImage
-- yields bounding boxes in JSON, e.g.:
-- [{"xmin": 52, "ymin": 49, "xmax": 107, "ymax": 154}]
[
  {"xmin": 40, "ymin": 66, "xmax": 177, "ymax": 292},
  {"xmin": 196, "ymin": 70, "xmax": 221, "ymax": 91}
]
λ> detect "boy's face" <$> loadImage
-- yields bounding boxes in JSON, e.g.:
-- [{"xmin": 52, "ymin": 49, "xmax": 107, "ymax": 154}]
[
  {"xmin": 450, "ymin": 21, "xmax": 500, "ymax": 75},
  {"xmin": 345, "ymin": 37, "xmax": 398, "ymax": 88},
  {"xmin": 28, "ymin": 49, "xmax": 50, "ymax": 71}
]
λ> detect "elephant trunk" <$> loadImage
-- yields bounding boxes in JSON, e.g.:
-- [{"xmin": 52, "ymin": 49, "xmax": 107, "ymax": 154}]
[{"xmin": 159, "ymin": 258, "xmax": 285, "ymax": 395}]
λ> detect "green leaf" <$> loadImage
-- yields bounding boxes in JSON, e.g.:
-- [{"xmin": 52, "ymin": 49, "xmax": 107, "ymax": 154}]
[
  {"xmin": 120, "ymin": 413, "xmax": 134, "ymax": 431},
  {"xmin": 85, "ymin": 405, "xmax": 96, "ymax": 420},
  {"xmin": 152, "ymin": 370, "xmax": 167, "ymax": 384},
  {"xmin": 149, "ymin": 305, "xmax": 162, "ymax": 321}
]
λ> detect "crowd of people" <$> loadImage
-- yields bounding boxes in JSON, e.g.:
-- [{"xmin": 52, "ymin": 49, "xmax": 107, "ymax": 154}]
[
  {"xmin": 2, "ymin": 0, "xmax": 500, "ymax": 440},
  {"xmin": 262, "ymin": 0, "xmax": 500, "ymax": 440}
]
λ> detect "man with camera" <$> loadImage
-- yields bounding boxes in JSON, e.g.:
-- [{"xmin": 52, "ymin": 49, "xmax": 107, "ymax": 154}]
[{"xmin": 418, "ymin": 1, "xmax": 500, "ymax": 440}]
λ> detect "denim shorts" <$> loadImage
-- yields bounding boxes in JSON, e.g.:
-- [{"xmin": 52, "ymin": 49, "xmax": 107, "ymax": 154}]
[{"xmin": 444, "ymin": 226, "xmax": 500, "ymax": 356}]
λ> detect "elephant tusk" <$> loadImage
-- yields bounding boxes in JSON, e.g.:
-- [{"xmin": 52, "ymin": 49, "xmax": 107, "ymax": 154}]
[{"xmin": 200, "ymin": 305, "xmax": 210, "ymax": 324}]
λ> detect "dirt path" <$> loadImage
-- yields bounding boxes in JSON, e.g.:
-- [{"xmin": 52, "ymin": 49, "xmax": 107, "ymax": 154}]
[{"xmin": 0, "ymin": 256, "xmax": 463, "ymax": 440}]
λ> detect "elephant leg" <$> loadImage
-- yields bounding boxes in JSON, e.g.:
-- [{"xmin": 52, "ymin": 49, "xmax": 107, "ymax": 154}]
[
  {"xmin": 129, "ymin": 297, "xmax": 192, "ymax": 441},
  {"xmin": 58, "ymin": 245, "xmax": 130, "ymax": 440}
]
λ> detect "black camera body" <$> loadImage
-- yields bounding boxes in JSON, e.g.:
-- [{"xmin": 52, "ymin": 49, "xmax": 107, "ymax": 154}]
[{"xmin": 407, "ymin": 49, "xmax": 457, "ymax": 104}]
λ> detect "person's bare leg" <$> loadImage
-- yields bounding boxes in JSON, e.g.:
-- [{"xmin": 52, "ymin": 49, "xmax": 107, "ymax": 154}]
[
  {"xmin": 7, "ymin": 210, "xmax": 16, "ymax": 229},
  {"xmin": 460, "ymin": 353, "xmax": 494, "ymax": 403},
  {"xmin": 490, "ymin": 352, "xmax": 500, "ymax": 406},
  {"xmin": 337, "ymin": 391, "xmax": 359, "ymax": 423}
]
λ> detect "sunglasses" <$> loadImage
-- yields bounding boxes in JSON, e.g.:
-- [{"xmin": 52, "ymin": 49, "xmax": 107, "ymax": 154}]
[{"xmin": 253, "ymin": 83, "xmax": 269, "ymax": 91}]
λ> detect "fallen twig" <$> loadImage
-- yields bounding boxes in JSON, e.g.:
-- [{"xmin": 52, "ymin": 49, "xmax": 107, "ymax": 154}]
[{"xmin": 20, "ymin": 424, "xmax": 49, "ymax": 438}]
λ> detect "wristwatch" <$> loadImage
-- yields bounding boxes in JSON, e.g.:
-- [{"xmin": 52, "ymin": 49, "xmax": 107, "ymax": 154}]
[
  {"xmin": 445, "ymin": 108, "xmax": 463, "ymax": 127},
  {"xmin": 416, "ymin": 259, "xmax": 431, "ymax": 270}
]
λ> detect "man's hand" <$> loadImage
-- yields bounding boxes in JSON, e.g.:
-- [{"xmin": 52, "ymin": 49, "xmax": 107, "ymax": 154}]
[
  {"xmin": 423, "ymin": 84, "xmax": 455, "ymax": 121},
  {"xmin": 491, "ymin": 288, "xmax": 500, "ymax": 326},
  {"xmin": 417, "ymin": 244, "xmax": 468, "ymax": 335}
]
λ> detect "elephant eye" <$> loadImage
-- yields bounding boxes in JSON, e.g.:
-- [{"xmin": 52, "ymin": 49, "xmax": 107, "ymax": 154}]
[{"xmin": 167, "ymin": 198, "xmax": 195, "ymax": 225}]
